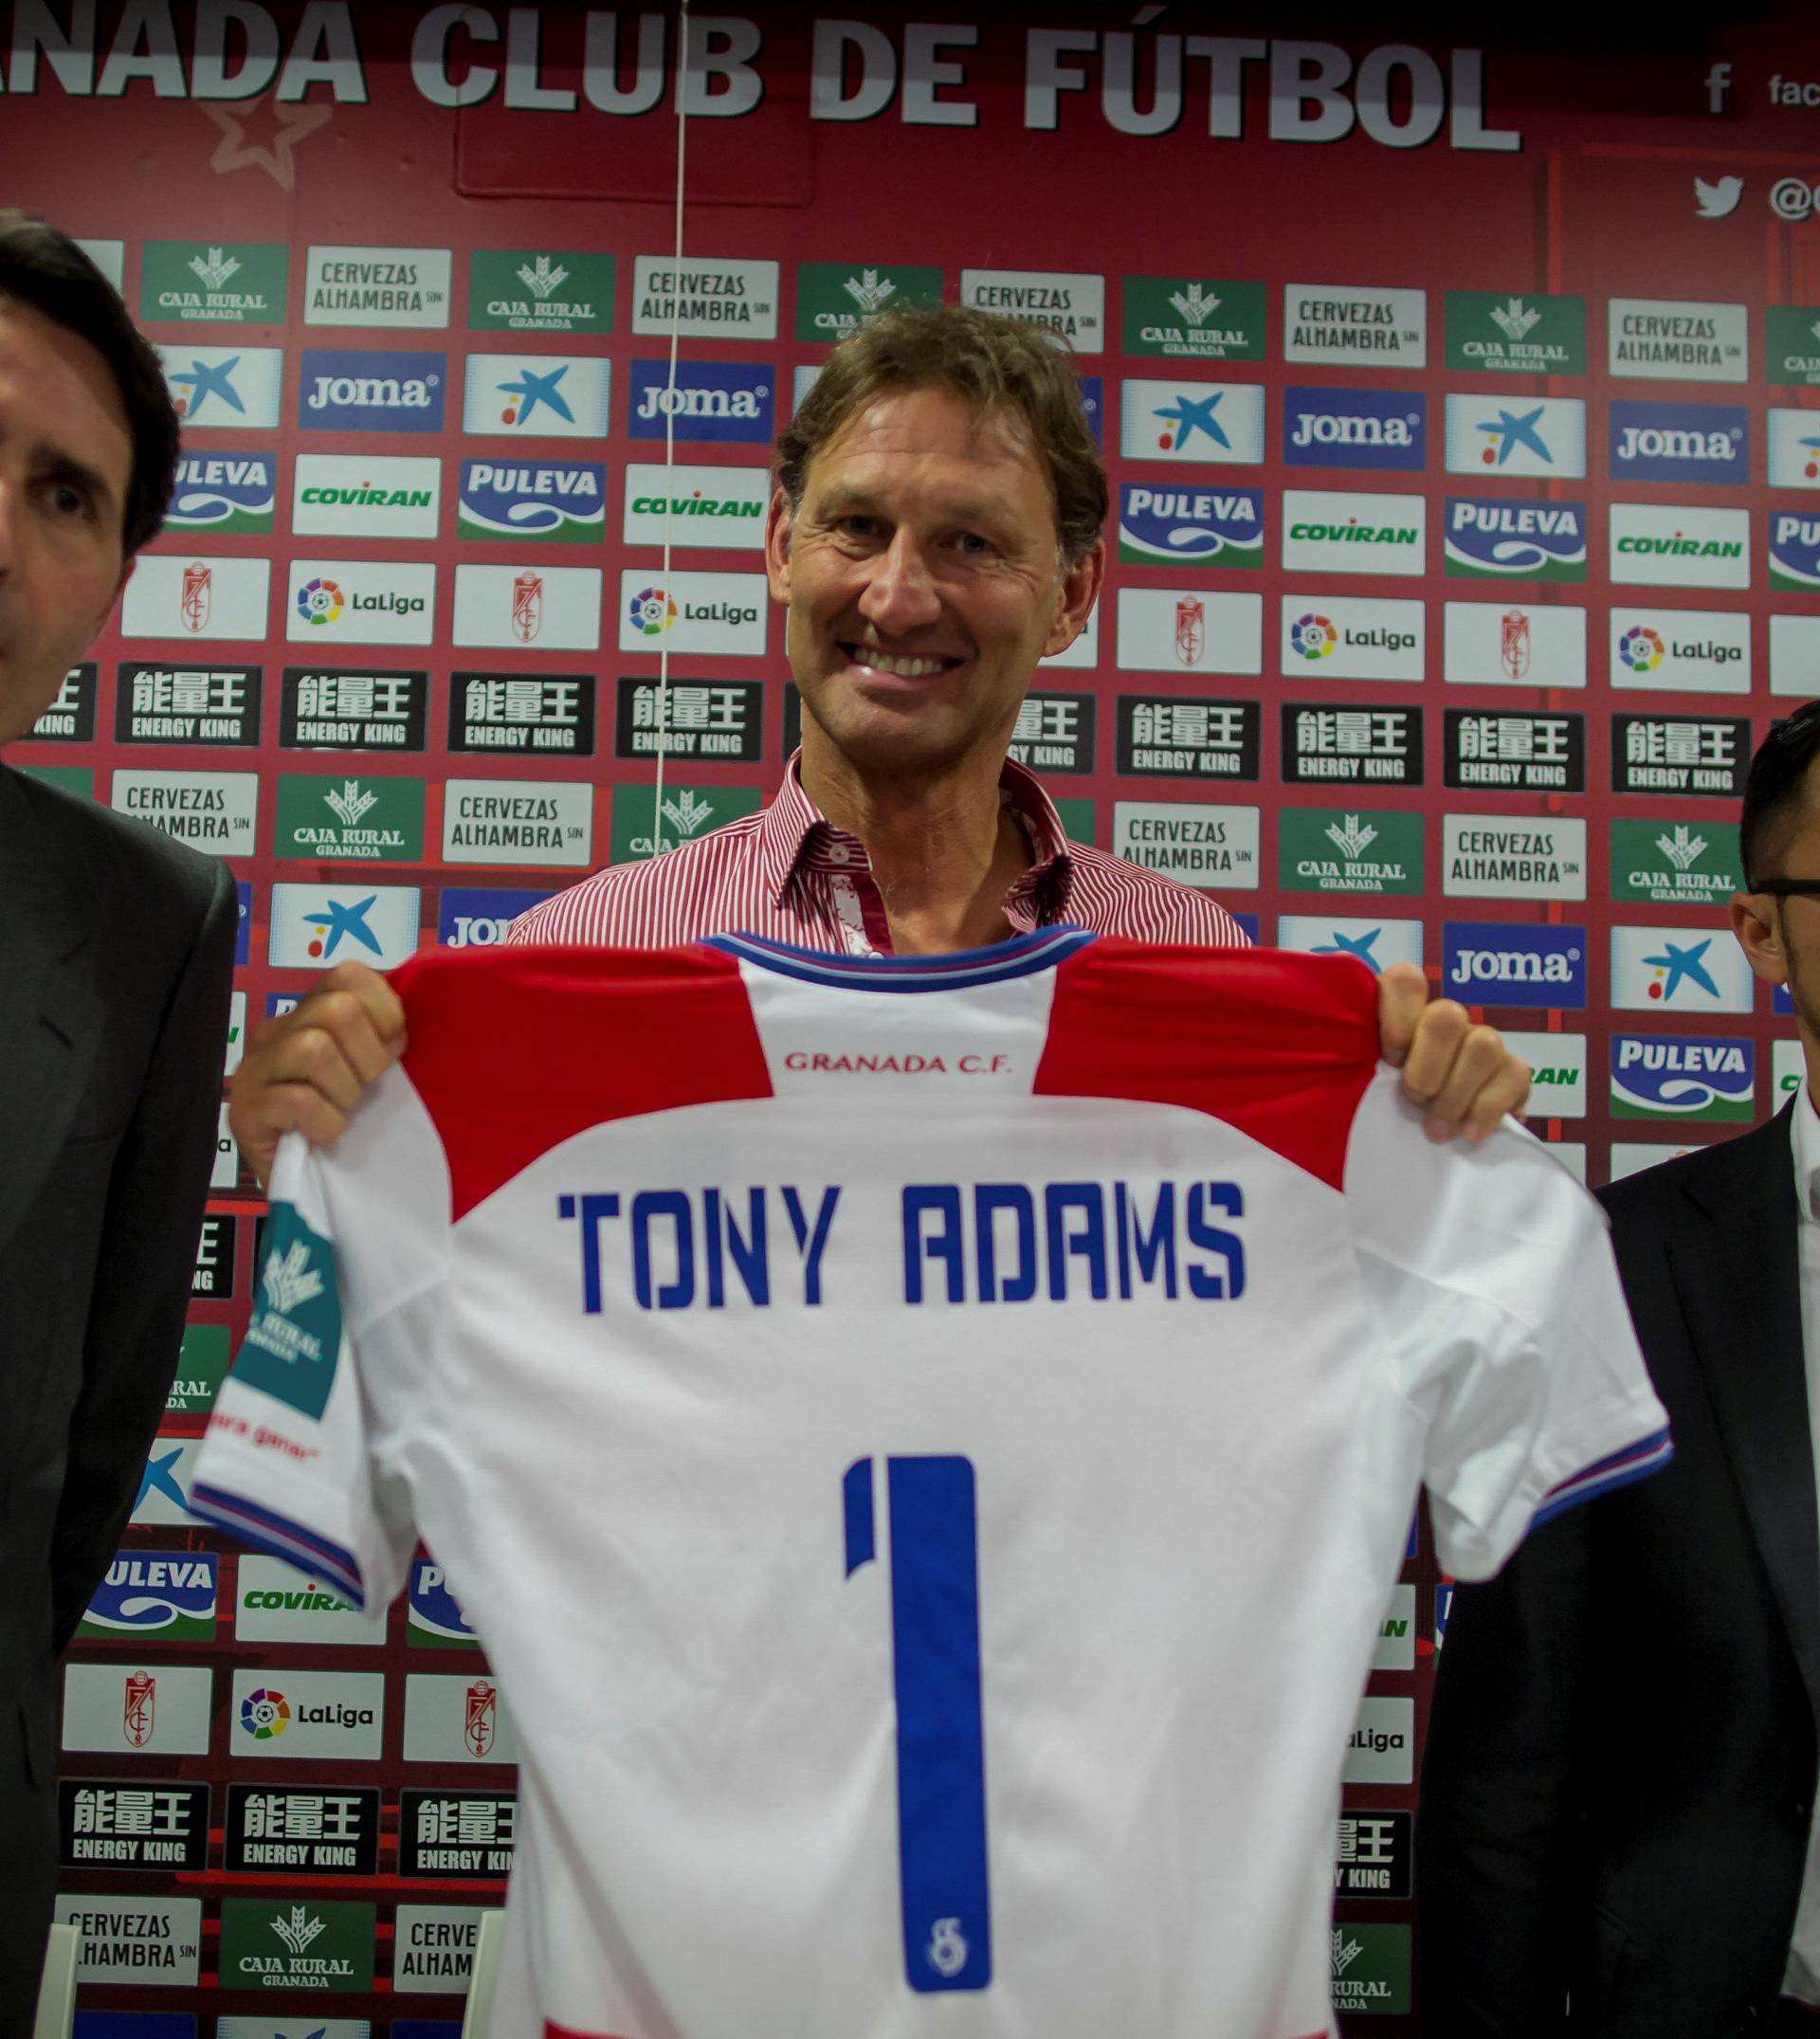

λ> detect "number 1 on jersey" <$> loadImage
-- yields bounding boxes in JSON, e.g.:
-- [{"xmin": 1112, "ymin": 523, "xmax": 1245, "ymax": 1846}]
[{"xmin": 844, "ymin": 1454, "xmax": 993, "ymax": 1993}]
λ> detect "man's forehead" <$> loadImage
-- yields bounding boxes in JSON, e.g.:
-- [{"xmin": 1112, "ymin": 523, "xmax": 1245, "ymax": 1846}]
[{"xmin": 812, "ymin": 384, "xmax": 1040, "ymax": 471}]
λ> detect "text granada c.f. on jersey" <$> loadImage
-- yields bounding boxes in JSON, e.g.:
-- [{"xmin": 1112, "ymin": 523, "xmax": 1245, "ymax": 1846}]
[{"xmin": 192, "ymin": 931, "xmax": 1668, "ymax": 2039}]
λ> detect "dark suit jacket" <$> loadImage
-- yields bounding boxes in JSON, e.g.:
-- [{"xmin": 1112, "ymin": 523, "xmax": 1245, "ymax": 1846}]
[
  {"xmin": 1418, "ymin": 1105, "xmax": 1820, "ymax": 2039},
  {"xmin": 0, "ymin": 761, "xmax": 234, "ymax": 2012}
]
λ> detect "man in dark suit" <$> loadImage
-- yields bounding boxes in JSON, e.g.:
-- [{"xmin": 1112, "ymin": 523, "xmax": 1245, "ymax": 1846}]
[
  {"xmin": 1418, "ymin": 701, "xmax": 1820, "ymax": 2038},
  {"xmin": 0, "ymin": 214, "xmax": 235, "ymax": 2030}
]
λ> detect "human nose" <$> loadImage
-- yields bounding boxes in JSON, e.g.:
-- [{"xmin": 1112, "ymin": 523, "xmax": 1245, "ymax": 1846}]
[{"xmin": 857, "ymin": 529, "xmax": 942, "ymax": 636}]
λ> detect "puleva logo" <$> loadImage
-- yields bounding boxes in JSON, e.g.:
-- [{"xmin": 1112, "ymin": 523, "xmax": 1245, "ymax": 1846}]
[
  {"xmin": 1283, "ymin": 388, "xmax": 1426, "ymax": 471},
  {"xmin": 300, "ymin": 348, "xmax": 446, "ymax": 433},
  {"xmin": 409, "ymin": 1558, "xmax": 480, "ymax": 1645},
  {"xmin": 165, "ymin": 452, "xmax": 278, "ymax": 535},
  {"xmin": 627, "ymin": 359, "xmax": 774, "ymax": 443},
  {"xmin": 240, "ymin": 1687, "xmax": 291, "ymax": 1740},
  {"xmin": 1443, "ymin": 498, "xmax": 1586, "ymax": 581},
  {"xmin": 81, "ymin": 1552, "xmax": 218, "ymax": 1639},
  {"xmin": 438, "ymin": 887, "xmax": 553, "ymax": 947},
  {"xmin": 1118, "ymin": 379, "xmax": 1265, "ymax": 464},
  {"xmin": 463, "ymin": 353, "xmax": 611, "ymax": 436},
  {"xmin": 1117, "ymin": 483, "xmax": 1264, "ymax": 567},
  {"xmin": 458, "ymin": 459, "xmax": 606, "ymax": 542},
  {"xmin": 1771, "ymin": 511, "xmax": 1820, "ymax": 590},
  {"xmin": 1609, "ymin": 401, "xmax": 1748, "ymax": 483},
  {"xmin": 1443, "ymin": 394, "xmax": 1586, "ymax": 477},
  {"xmin": 1443, "ymin": 922, "xmax": 1588, "ymax": 1009},
  {"xmin": 157, "ymin": 343, "xmax": 283, "ymax": 428},
  {"xmin": 1611, "ymin": 1034, "xmax": 1754, "ymax": 1119}
]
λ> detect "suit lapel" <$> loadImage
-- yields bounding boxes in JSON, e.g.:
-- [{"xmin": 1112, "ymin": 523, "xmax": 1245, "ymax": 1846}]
[
  {"xmin": 1677, "ymin": 1105, "xmax": 1820, "ymax": 1730},
  {"xmin": 0, "ymin": 765, "xmax": 104, "ymax": 1260}
]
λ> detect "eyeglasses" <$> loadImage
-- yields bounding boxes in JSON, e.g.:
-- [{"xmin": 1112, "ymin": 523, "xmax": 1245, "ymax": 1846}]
[{"xmin": 1754, "ymin": 879, "xmax": 1820, "ymax": 897}]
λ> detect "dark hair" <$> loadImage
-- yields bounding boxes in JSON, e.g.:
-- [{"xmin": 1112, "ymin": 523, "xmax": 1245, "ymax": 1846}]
[
  {"xmin": 1741, "ymin": 701, "xmax": 1820, "ymax": 885},
  {"xmin": 0, "ymin": 209, "xmax": 178, "ymax": 556},
  {"xmin": 776, "ymin": 302, "xmax": 1108, "ymax": 563}
]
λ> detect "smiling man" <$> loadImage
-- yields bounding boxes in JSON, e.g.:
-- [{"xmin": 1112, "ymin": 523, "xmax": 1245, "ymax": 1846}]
[{"xmin": 229, "ymin": 304, "xmax": 1526, "ymax": 1182}]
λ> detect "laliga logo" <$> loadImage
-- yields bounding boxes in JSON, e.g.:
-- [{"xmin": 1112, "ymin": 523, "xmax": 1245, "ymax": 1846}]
[
  {"xmin": 1290, "ymin": 611, "xmax": 1338, "ymax": 661},
  {"xmin": 629, "ymin": 585, "xmax": 677, "ymax": 637},
  {"xmin": 1619, "ymin": 625, "xmax": 1665, "ymax": 672},
  {"xmin": 241, "ymin": 1686, "xmax": 291, "ymax": 1740},
  {"xmin": 296, "ymin": 576, "xmax": 344, "ymax": 628}
]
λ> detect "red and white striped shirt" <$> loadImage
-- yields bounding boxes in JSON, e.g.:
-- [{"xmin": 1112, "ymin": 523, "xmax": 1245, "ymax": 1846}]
[{"xmin": 511, "ymin": 753, "xmax": 1249, "ymax": 954}]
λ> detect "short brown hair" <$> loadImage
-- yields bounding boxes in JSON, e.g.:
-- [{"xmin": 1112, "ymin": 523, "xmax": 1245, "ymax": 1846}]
[
  {"xmin": 0, "ymin": 209, "xmax": 179, "ymax": 557},
  {"xmin": 776, "ymin": 302, "xmax": 1108, "ymax": 563}
]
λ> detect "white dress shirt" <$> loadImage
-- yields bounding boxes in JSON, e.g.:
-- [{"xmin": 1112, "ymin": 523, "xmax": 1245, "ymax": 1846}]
[{"xmin": 1780, "ymin": 1082, "xmax": 1820, "ymax": 2001}]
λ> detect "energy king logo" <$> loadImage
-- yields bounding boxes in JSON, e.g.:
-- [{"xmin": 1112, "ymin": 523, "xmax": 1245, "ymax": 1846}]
[
  {"xmin": 1283, "ymin": 283, "xmax": 1426, "ymax": 366},
  {"xmin": 234, "ymin": 1202, "xmax": 342, "ymax": 1419},
  {"xmin": 1443, "ymin": 394, "xmax": 1586, "ymax": 477},
  {"xmin": 300, "ymin": 348, "xmax": 446, "ymax": 433},
  {"xmin": 1771, "ymin": 511, "xmax": 1820, "ymax": 591},
  {"xmin": 1610, "ymin": 505, "xmax": 1750, "ymax": 589},
  {"xmin": 462, "ymin": 354, "xmax": 610, "ymax": 437},
  {"xmin": 1611, "ymin": 818, "xmax": 1742, "ymax": 904},
  {"xmin": 1611, "ymin": 1034, "xmax": 1754, "ymax": 1120},
  {"xmin": 79, "ymin": 1552, "xmax": 218, "ymax": 1642},
  {"xmin": 468, "ymin": 248, "xmax": 614, "ymax": 334},
  {"xmin": 157, "ymin": 343, "xmax": 283, "ymax": 428},
  {"xmin": 1120, "ymin": 278, "xmax": 1266, "ymax": 361},
  {"xmin": 1610, "ymin": 402, "xmax": 1748, "ymax": 484},
  {"xmin": 1767, "ymin": 409, "xmax": 1820, "ymax": 489},
  {"xmin": 141, "ymin": 240, "xmax": 288, "ymax": 325},
  {"xmin": 1283, "ymin": 388, "xmax": 1426, "ymax": 471},
  {"xmin": 1444, "ymin": 498, "xmax": 1586, "ymax": 580},
  {"xmin": 1117, "ymin": 483, "xmax": 1263, "ymax": 566},
  {"xmin": 1767, "ymin": 306, "xmax": 1820, "ymax": 387},
  {"xmin": 1282, "ymin": 490, "xmax": 1425, "ymax": 577},
  {"xmin": 1609, "ymin": 298, "xmax": 1747, "ymax": 382},
  {"xmin": 166, "ymin": 453, "xmax": 277, "ymax": 534},
  {"xmin": 458, "ymin": 459, "xmax": 605, "ymax": 542},
  {"xmin": 1278, "ymin": 808, "xmax": 1424, "ymax": 895},
  {"xmin": 1118, "ymin": 379, "xmax": 1265, "ymax": 464},
  {"xmin": 1444, "ymin": 290, "xmax": 1586, "ymax": 374},
  {"xmin": 628, "ymin": 359, "xmax": 773, "ymax": 443},
  {"xmin": 795, "ymin": 262, "xmax": 942, "ymax": 342}
]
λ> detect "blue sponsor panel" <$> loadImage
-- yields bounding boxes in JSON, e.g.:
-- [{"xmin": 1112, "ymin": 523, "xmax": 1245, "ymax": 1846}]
[
  {"xmin": 265, "ymin": 992, "xmax": 303, "ymax": 1018},
  {"xmin": 1117, "ymin": 483, "xmax": 1265, "ymax": 567},
  {"xmin": 1608, "ymin": 401, "xmax": 1748, "ymax": 485},
  {"xmin": 1433, "ymin": 1584, "xmax": 1453, "ymax": 1650},
  {"xmin": 391, "ymin": 2026, "xmax": 463, "ymax": 2039},
  {"xmin": 235, "ymin": 880, "xmax": 251, "ymax": 965},
  {"xmin": 409, "ymin": 1557, "xmax": 480, "ymax": 1643},
  {"xmin": 1611, "ymin": 1033, "xmax": 1755, "ymax": 1120},
  {"xmin": 1443, "ymin": 921, "xmax": 1588, "ymax": 1009},
  {"xmin": 1283, "ymin": 387, "xmax": 1426, "ymax": 471},
  {"xmin": 82, "ymin": 1551, "xmax": 218, "ymax": 1638},
  {"xmin": 1233, "ymin": 912, "xmax": 1260, "ymax": 943},
  {"xmin": 1771, "ymin": 510, "xmax": 1820, "ymax": 592},
  {"xmin": 458, "ymin": 459, "xmax": 607, "ymax": 541},
  {"xmin": 1777, "ymin": 985, "xmax": 1796, "ymax": 1016},
  {"xmin": 74, "ymin": 2019, "xmax": 197, "ymax": 2039},
  {"xmin": 300, "ymin": 347, "xmax": 446, "ymax": 433},
  {"xmin": 1443, "ymin": 497, "xmax": 1586, "ymax": 581},
  {"xmin": 165, "ymin": 451, "xmax": 278, "ymax": 532},
  {"xmin": 437, "ymin": 886, "xmax": 555, "ymax": 947},
  {"xmin": 1077, "ymin": 374, "xmax": 1102, "ymax": 446},
  {"xmin": 628, "ymin": 359, "xmax": 774, "ymax": 444}
]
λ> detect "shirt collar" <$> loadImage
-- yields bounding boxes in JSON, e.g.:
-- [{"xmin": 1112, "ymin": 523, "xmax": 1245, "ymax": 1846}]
[
  {"xmin": 755, "ymin": 749, "xmax": 1076, "ymax": 917},
  {"xmin": 1793, "ymin": 1072, "xmax": 1820, "ymax": 1226}
]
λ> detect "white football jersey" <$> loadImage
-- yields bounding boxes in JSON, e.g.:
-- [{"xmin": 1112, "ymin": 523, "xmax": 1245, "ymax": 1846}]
[{"xmin": 192, "ymin": 930, "xmax": 1668, "ymax": 2039}]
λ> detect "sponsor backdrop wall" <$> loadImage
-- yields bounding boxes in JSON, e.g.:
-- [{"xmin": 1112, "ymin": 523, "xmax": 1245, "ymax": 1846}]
[{"xmin": 10, "ymin": 3, "xmax": 1819, "ymax": 2027}]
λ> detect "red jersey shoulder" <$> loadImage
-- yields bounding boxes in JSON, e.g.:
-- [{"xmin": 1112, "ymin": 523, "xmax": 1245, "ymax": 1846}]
[
  {"xmin": 1033, "ymin": 941, "xmax": 1379, "ymax": 1192},
  {"xmin": 393, "ymin": 946, "xmax": 773, "ymax": 1221}
]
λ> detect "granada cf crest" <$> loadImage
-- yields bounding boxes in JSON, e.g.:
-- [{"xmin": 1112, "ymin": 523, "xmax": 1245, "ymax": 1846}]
[
  {"xmin": 511, "ymin": 570, "xmax": 543, "ymax": 644},
  {"xmin": 1175, "ymin": 593, "xmax": 1205, "ymax": 666},
  {"xmin": 122, "ymin": 1669, "xmax": 155, "ymax": 1748},
  {"xmin": 1501, "ymin": 607, "xmax": 1531, "ymax": 680},
  {"xmin": 464, "ymin": 1678, "xmax": 498, "ymax": 1757},
  {"xmin": 181, "ymin": 560, "xmax": 212, "ymax": 633}
]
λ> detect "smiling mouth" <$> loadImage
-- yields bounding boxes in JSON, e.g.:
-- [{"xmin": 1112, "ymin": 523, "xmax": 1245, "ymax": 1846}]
[{"xmin": 843, "ymin": 644, "xmax": 960, "ymax": 679}]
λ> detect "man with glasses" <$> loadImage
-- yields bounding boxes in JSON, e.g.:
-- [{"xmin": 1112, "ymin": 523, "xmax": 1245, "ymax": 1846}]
[{"xmin": 1419, "ymin": 702, "xmax": 1820, "ymax": 2038}]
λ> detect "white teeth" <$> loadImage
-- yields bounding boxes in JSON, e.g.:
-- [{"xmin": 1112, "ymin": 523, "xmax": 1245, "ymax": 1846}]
[{"xmin": 854, "ymin": 650, "xmax": 947, "ymax": 677}]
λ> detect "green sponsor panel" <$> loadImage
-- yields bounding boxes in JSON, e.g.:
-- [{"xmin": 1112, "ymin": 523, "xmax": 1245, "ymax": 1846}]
[
  {"xmin": 1278, "ymin": 809, "xmax": 1424, "ymax": 896},
  {"xmin": 1120, "ymin": 278, "xmax": 1265, "ymax": 360},
  {"xmin": 218, "ymin": 1898, "xmax": 374, "ymax": 1992},
  {"xmin": 467, "ymin": 249, "xmax": 614, "ymax": 334},
  {"xmin": 1767, "ymin": 305, "xmax": 1820, "ymax": 386},
  {"xmin": 17, "ymin": 764, "xmax": 93, "ymax": 798},
  {"xmin": 1611, "ymin": 1059, "xmax": 1755, "ymax": 1121},
  {"xmin": 1444, "ymin": 290, "xmax": 1586, "ymax": 375},
  {"xmin": 1053, "ymin": 795, "xmax": 1097, "ymax": 847},
  {"xmin": 1772, "ymin": 556, "xmax": 1820, "ymax": 593},
  {"xmin": 167, "ymin": 1323, "xmax": 229, "ymax": 1415},
  {"xmin": 234, "ymin": 1203, "xmax": 342, "ymax": 1421},
  {"xmin": 1609, "ymin": 819, "xmax": 1741, "ymax": 906},
  {"xmin": 1330, "ymin": 1921, "xmax": 1411, "ymax": 2015},
  {"xmin": 610, "ymin": 784, "xmax": 763, "ymax": 864},
  {"xmin": 275, "ymin": 774, "xmax": 426, "ymax": 862},
  {"xmin": 1443, "ymin": 538, "xmax": 1585, "ymax": 583},
  {"xmin": 139, "ymin": 241, "xmax": 288, "ymax": 326},
  {"xmin": 794, "ymin": 263, "xmax": 943, "ymax": 343}
]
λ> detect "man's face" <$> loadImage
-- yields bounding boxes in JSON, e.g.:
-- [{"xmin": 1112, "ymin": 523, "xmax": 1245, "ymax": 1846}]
[
  {"xmin": 765, "ymin": 383, "xmax": 1101, "ymax": 781},
  {"xmin": 1735, "ymin": 760, "xmax": 1820, "ymax": 1048},
  {"xmin": 0, "ymin": 296, "xmax": 133, "ymax": 746}
]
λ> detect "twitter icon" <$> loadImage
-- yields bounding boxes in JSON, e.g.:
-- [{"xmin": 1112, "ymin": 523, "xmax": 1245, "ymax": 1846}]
[{"xmin": 1696, "ymin": 175, "xmax": 1744, "ymax": 219}]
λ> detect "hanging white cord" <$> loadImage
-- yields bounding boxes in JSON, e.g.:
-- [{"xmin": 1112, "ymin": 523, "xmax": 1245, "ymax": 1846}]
[{"xmin": 651, "ymin": 0, "xmax": 691, "ymax": 854}]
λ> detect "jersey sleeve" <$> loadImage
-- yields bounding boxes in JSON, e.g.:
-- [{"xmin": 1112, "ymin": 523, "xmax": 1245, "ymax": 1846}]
[
  {"xmin": 190, "ymin": 1078, "xmax": 447, "ymax": 1611},
  {"xmin": 1346, "ymin": 1070, "xmax": 1671, "ymax": 1581}
]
